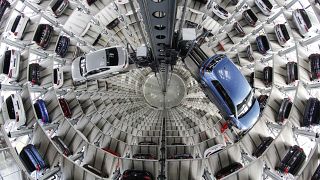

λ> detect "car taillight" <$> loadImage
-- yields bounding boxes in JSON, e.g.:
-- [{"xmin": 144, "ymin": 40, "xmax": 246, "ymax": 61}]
[
  {"xmin": 8, "ymin": 69, "xmax": 12, "ymax": 78},
  {"xmin": 284, "ymin": 167, "xmax": 289, "ymax": 174},
  {"xmin": 144, "ymin": 176, "xmax": 151, "ymax": 180},
  {"xmin": 36, "ymin": 164, "xmax": 40, "ymax": 171}
]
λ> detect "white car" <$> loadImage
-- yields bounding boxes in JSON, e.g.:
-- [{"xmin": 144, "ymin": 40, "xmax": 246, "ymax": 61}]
[
  {"xmin": 7, "ymin": 14, "xmax": 30, "ymax": 40},
  {"xmin": 49, "ymin": 0, "xmax": 69, "ymax": 17},
  {"xmin": 212, "ymin": 3, "xmax": 230, "ymax": 20},
  {"xmin": 53, "ymin": 67, "xmax": 64, "ymax": 89},
  {"xmin": 255, "ymin": 0, "xmax": 273, "ymax": 16},
  {"xmin": 2, "ymin": 94, "xmax": 26, "ymax": 128},
  {"xmin": 0, "ymin": 49, "xmax": 21, "ymax": 81},
  {"xmin": 292, "ymin": 9, "xmax": 312, "ymax": 36},
  {"xmin": 71, "ymin": 46, "xmax": 128, "ymax": 83},
  {"xmin": 204, "ymin": 144, "xmax": 225, "ymax": 158},
  {"xmin": 115, "ymin": 0, "xmax": 129, "ymax": 4},
  {"xmin": 275, "ymin": 24, "xmax": 291, "ymax": 46}
]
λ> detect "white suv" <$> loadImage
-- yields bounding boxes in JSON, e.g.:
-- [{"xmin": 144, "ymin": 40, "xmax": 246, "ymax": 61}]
[
  {"xmin": 7, "ymin": 14, "xmax": 29, "ymax": 40},
  {"xmin": 0, "ymin": 49, "xmax": 21, "ymax": 81},
  {"xmin": 204, "ymin": 144, "xmax": 225, "ymax": 158},
  {"xmin": 2, "ymin": 94, "xmax": 26, "ymax": 128}
]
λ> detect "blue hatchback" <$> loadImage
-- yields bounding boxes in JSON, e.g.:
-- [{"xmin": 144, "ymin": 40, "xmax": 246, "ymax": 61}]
[{"xmin": 200, "ymin": 54, "xmax": 260, "ymax": 130}]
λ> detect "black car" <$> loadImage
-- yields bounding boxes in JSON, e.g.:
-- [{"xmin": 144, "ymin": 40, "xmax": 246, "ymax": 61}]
[
  {"xmin": 258, "ymin": 95, "xmax": 268, "ymax": 111},
  {"xmin": 263, "ymin": 66, "xmax": 272, "ymax": 86},
  {"xmin": 28, "ymin": 63, "xmax": 40, "ymax": 85},
  {"xmin": 277, "ymin": 98, "xmax": 292, "ymax": 124},
  {"xmin": 215, "ymin": 162, "xmax": 243, "ymax": 179},
  {"xmin": 51, "ymin": 136, "xmax": 72, "ymax": 156},
  {"xmin": 106, "ymin": 18, "xmax": 120, "ymax": 30},
  {"xmin": 230, "ymin": 0, "xmax": 239, "ymax": 5},
  {"xmin": 309, "ymin": 54, "xmax": 320, "ymax": 81},
  {"xmin": 277, "ymin": 145, "xmax": 306, "ymax": 175},
  {"xmin": 0, "ymin": 0, "xmax": 10, "ymax": 22},
  {"xmin": 138, "ymin": 141, "xmax": 157, "ymax": 145},
  {"xmin": 170, "ymin": 153, "xmax": 193, "ymax": 159},
  {"xmin": 242, "ymin": 9, "xmax": 258, "ymax": 27},
  {"xmin": 121, "ymin": 169, "xmax": 153, "ymax": 180},
  {"xmin": 233, "ymin": 21, "xmax": 245, "ymax": 37},
  {"xmin": 286, "ymin": 62, "xmax": 298, "ymax": 84},
  {"xmin": 249, "ymin": 72, "xmax": 254, "ymax": 87},
  {"xmin": 33, "ymin": 24, "xmax": 53, "ymax": 50},
  {"xmin": 55, "ymin": 36, "xmax": 70, "ymax": 57},
  {"xmin": 256, "ymin": 35, "xmax": 270, "ymax": 55},
  {"xmin": 86, "ymin": 0, "xmax": 96, "ymax": 5},
  {"xmin": 311, "ymin": 163, "xmax": 320, "ymax": 180},
  {"xmin": 252, "ymin": 137, "xmax": 273, "ymax": 157},
  {"xmin": 83, "ymin": 164, "xmax": 107, "ymax": 177},
  {"xmin": 246, "ymin": 45, "xmax": 254, "ymax": 61},
  {"xmin": 303, "ymin": 97, "xmax": 320, "ymax": 127},
  {"xmin": 132, "ymin": 153, "xmax": 156, "ymax": 159},
  {"xmin": 195, "ymin": 0, "xmax": 208, "ymax": 4}
]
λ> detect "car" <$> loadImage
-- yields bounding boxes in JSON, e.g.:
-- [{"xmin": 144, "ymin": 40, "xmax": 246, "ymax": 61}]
[
  {"xmin": 215, "ymin": 162, "xmax": 243, "ymax": 179},
  {"xmin": 263, "ymin": 66, "xmax": 272, "ymax": 86},
  {"xmin": 102, "ymin": 148, "xmax": 120, "ymax": 157},
  {"xmin": 7, "ymin": 14, "xmax": 30, "ymax": 40},
  {"xmin": 277, "ymin": 145, "xmax": 306, "ymax": 175},
  {"xmin": 246, "ymin": 45, "xmax": 254, "ymax": 61},
  {"xmin": 33, "ymin": 24, "xmax": 53, "ymax": 50},
  {"xmin": 169, "ymin": 153, "xmax": 193, "ymax": 159},
  {"xmin": 53, "ymin": 67, "xmax": 64, "ymax": 89},
  {"xmin": 200, "ymin": 54, "xmax": 260, "ymax": 131},
  {"xmin": 257, "ymin": 95, "xmax": 268, "ymax": 111},
  {"xmin": 195, "ymin": 0, "xmax": 208, "ymax": 4},
  {"xmin": 86, "ymin": 0, "xmax": 96, "ymax": 5},
  {"xmin": 230, "ymin": 0, "xmax": 239, "ymax": 5},
  {"xmin": 51, "ymin": 136, "xmax": 72, "ymax": 156},
  {"xmin": 0, "ymin": 49, "xmax": 21, "ymax": 81},
  {"xmin": 34, "ymin": 99, "xmax": 50, "ymax": 123},
  {"xmin": 106, "ymin": 18, "xmax": 120, "ymax": 30},
  {"xmin": 19, "ymin": 144, "xmax": 46, "ymax": 172},
  {"xmin": 277, "ymin": 98, "xmax": 292, "ymax": 124},
  {"xmin": 252, "ymin": 137, "xmax": 273, "ymax": 157},
  {"xmin": 121, "ymin": 169, "xmax": 153, "ymax": 180},
  {"xmin": 71, "ymin": 46, "xmax": 128, "ymax": 84},
  {"xmin": 0, "ymin": 0, "xmax": 10, "ymax": 22},
  {"xmin": 55, "ymin": 36, "xmax": 70, "ymax": 57},
  {"xmin": 204, "ymin": 144, "xmax": 225, "ymax": 158},
  {"xmin": 49, "ymin": 0, "xmax": 69, "ymax": 17},
  {"xmin": 171, "ymin": 142, "xmax": 186, "ymax": 145},
  {"xmin": 58, "ymin": 98, "xmax": 71, "ymax": 118},
  {"xmin": 243, "ymin": 9, "xmax": 258, "ymax": 27},
  {"xmin": 138, "ymin": 141, "xmax": 157, "ymax": 145},
  {"xmin": 286, "ymin": 62, "xmax": 298, "ymax": 85},
  {"xmin": 28, "ymin": 63, "xmax": 40, "ymax": 85},
  {"xmin": 292, "ymin": 9, "xmax": 312, "ymax": 36},
  {"xmin": 311, "ymin": 164, "xmax": 320, "ymax": 180},
  {"xmin": 185, "ymin": 20, "xmax": 198, "ymax": 28},
  {"xmin": 275, "ymin": 24, "xmax": 291, "ymax": 46},
  {"xmin": 83, "ymin": 164, "xmax": 107, "ymax": 177},
  {"xmin": 132, "ymin": 153, "xmax": 156, "ymax": 159},
  {"xmin": 212, "ymin": 3, "xmax": 231, "ymax": 20},
  {"xmin": 309, "ymin": 54, "xmax": 320, "ymax": 81},
  {"xmin": 256, "ymin": 35, "xmax": 270, "ymax": 55},
  {"xmin": 255, "ymin": 0, "xmax": 273, "ymax": 16},
  {"xmin": 2, "ymin": 94, "xmax": 26, "ymax": 128},
  {"xmin": 303, "ymin": 97, "xmax": 320, "ymax": 127},
  {"xmin": 249, "ymin": 72, "xmax": 254, "ymax": 87},
  {"xmin": 233, "ymin": 21, "xmax": 245, "ymax": 37}
]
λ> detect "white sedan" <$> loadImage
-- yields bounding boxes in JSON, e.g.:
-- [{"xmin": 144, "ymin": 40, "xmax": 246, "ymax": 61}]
[
  {"xmin": 2, "ymin": 94, "xmax": 26, "ymax": 128},
  {"xmin": 212, "ymin": 3, "xmax": 231, "ymax": 20},
  {"xmin": 0, "ymin": 49, "xmax": 21, "ymax": 81},
  {"xmin": 71, "ymin": 46, "xmax": 128, "ymax": 84},
  {"xmin": 204, "ymin": 144, "xmax": 225, "ymax": 158}
]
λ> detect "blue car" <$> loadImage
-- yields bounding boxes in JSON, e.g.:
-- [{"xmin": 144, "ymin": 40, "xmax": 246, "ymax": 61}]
[
  {"xmin": 200, "ymin": 54, "xmax": 260, "ymax": 130},
  {"xmin": 34, "ymin": 99, "xmax": 50, "ymax": 123},
  {"xmin": 256, "ymin": 35, "xmax": 270, "ymax": 55}
]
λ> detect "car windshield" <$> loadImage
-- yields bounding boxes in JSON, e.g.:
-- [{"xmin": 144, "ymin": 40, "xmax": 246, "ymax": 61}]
[
  {"xmin": 212, "ymin": 80, "xmax": 235, "ymax": 114},
  {"xmin": 79, "ymin": 57, "xmax": 86, "ymax": 76},
  {"xmin": 3, "ymin": 50, "xmax": 11, "ymax": 74},
  {"xmin": 105, "ymin": 48, "xmax": 119, "ymax": 66},
  {"xmin": 262, "ymin": 0, "xmax": 273, "ymax": 9},
  {"xmin": 53, "ymin": 68, "xmax": 58, "ymax": 84},
  {"xmin": 217, "ymin": 5, "xmax": 228, "ymax": 14},
  {"xmin": 247, "ymin": 9, "xmax": 258, "ymax": 21},
  {"xmin": 11, "ymin": 15, "xmax": 21, "ymax": 32},
  {"xmin": 261, "ymin": 36, "xmax": 270, "ymax": 50},
  {"xmin": 237, "ymin": 90, "xmax": 255, "ymax": 118},
  {"xmin": 6, "ymin": 96, "xmax": 15, "ymax": 119},
  {"xmin": 299, "ymin": 9, "xmax": 312, "ymax": 29},
  {"xmin": 280, "ymin": 24, "xmax": 290, "ymax": 40}
]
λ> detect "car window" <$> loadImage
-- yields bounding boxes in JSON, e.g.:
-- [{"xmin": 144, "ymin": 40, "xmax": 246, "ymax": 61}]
[
  {"xmin": 211, "ymin": 80, "xmax": 235, "ymax": 114},
  {"xmin": 3, "ymin": 50, "xmax": 11, "ymax": 74},
  {"xmin": 51, "ymin": 0, "xmax": 63, "ymax": 12},
  {"xmin": 262, "ymin": 0, "xmax": 273, "ymax": 9},
  {"xmin": 280, "ymin": 24, "xmax": 290, "ymax": 41},
  {"xmin": 79, "ymin": 57, "xmax": 86, "ymax": 76},
  {"xmin": 11, "ymin": 15, "xmax": 21, "ymax": 32},
  {"xmin": 261, "ymin": 36, "xmax": 270, "ymax": 50},
  {"xmin": 247, "ymin": 9, "xmax": 258, "ymax": 21},
  {"xmin": 217, "ymin": 5, "xmax": 228, "ymax": 14},
  {"xmin": 105, "ymin": 48, "xmax": 119, "ymax": 66},
  {"xmin": 53, "ymin": 68, "xmax": 58, "ymax": 84},
  {"xmin": 237, "ymin": 90, "xmax": 255, "ymax": 118},
  {"xmin": 299, "ymin": 9, "xmax": 312, "ymax": 29},
  {"xmin": 6, "ymin": 96, "xmax": 15, "ymax": 119}
]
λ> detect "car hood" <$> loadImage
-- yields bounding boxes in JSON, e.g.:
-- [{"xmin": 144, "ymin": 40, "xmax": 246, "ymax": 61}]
[
  {"xmin": 71, "ymin": 57, "xmax": 85, "ymax": 81},
  {"xmin": 235, "ymin": 99, "xmax": 260, "ymax": 130},
  {"xmin": 85, "ymin": 49, "xmax": 107, "ymax": 72},
  {"xmin": 212, "ymin": 59, "xmax": 251, "ymax": 105}
]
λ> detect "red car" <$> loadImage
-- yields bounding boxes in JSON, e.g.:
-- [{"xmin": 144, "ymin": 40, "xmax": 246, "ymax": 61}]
[
  {"xmin": 58, "ymin": 98, "xmax": 71, "ymax": 118},
  {"xmin": 102, "ymin": 148, "xmax": 120, "ymax": 157}
]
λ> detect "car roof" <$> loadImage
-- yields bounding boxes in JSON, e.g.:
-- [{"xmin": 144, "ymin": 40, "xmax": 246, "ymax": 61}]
[
  {"xmin": 212, "ymin": 58, "xmax": 251, "ymax": 105},
  {"xmin": 85, "ymin": 49, "xmax": 107, "ymax": 72}
]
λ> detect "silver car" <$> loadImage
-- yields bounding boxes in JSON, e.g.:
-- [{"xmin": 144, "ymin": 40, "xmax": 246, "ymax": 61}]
[{"xmin": 71, "ymin": 46, "xmax": 128, "ymax": 83}]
